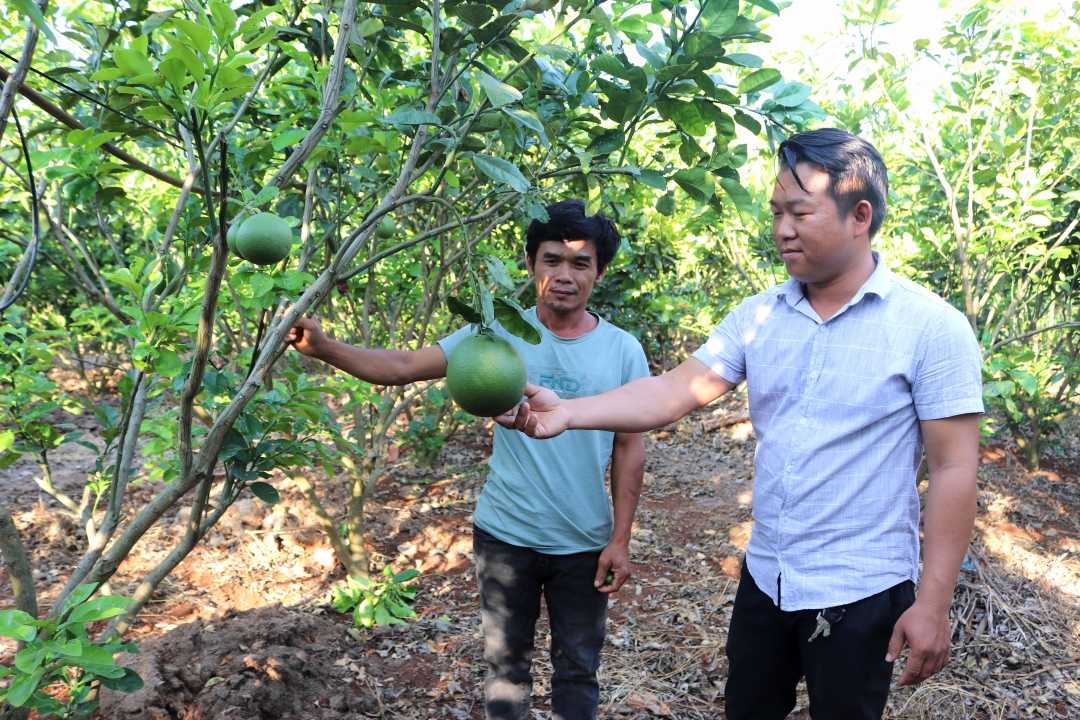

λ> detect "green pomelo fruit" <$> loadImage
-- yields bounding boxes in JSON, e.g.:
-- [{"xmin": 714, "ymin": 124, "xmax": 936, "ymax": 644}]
[
  {"xmin": 446, "ymin": 333, "xmax": 527, "ymax": 417},
  {"xmin": 226, "ymin": 217, "xmax": 245, "ymax": 255},
  {"xmin": 376, "ymin": 217, "xmax": 395, "ymax": 239},
  {"xmin": 236, "ymin": 212, "xmax": 293, "ymax": 266}
]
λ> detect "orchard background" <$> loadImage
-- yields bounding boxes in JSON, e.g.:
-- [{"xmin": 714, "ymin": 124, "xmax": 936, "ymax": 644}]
[{"xmin": 0, "ymin": 0, "xmax": 1077, "ymax": 717}]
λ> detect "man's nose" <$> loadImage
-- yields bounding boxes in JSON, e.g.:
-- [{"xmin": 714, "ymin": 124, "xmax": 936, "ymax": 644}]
[{"xmin": 774, "ymin": 214, "xmax": 797, "ymax": 239}]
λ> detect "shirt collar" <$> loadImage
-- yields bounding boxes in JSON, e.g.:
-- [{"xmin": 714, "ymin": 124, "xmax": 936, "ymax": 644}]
[{"xmin": 776, "ymin": 251, "xmax": 893, "ymax": 310}]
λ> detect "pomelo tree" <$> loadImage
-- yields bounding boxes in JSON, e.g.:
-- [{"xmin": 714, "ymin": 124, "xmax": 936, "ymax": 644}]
[{"xmin": 0, "ymin": 0, "xmax": 819, "ymax": 665}]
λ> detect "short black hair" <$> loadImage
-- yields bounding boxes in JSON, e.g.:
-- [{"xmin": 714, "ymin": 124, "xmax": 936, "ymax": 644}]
[
  {"xmin": 778, "ymin": 128, "xmax": 889, "ymax": 238},
  {"xmin": 525, "ymin": 199, "xmax": 621, "ymax": 273}
]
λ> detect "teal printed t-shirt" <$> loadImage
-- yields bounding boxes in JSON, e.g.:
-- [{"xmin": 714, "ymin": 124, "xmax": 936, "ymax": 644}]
[{"xmin": 438, "ymin": 307, "xmax": 650, "ymax": 554}]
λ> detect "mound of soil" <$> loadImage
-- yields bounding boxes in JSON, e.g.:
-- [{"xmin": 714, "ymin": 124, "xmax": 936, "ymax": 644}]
[{"xmin": 100, "ymin": 605, "xmax": 378, "ymax": 720}]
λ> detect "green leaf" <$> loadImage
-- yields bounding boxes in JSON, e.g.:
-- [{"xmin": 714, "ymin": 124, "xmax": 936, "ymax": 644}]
[
  {"xmin": 447, "ymin": 296, "xmax": 482, "ymax": 324},
  {"xmin": 7, "ymin": 667, "xmax": 45, "ymax": 707},
  {"xmin": 0, "ymin": 611, "xmax": 37, "ymax": 643},
  {"xmin": 84, "ymin": 132, "xmax": 123, "ymax": 151},
  {"xmin": 10, "ymin": 0, "xmax": 56, "ymax": 42},
  {"xmin": 158, "ymin": 56, "xmax": 188, "ymax": 89},
  {"xmin": 493, "ymin": 298, "xmax": 541, "ymax": 345},
  {"xmin": 143, "ymin": 9, "xmax": 177, "ymax": 34},
  {"xmin": 272, "ymin": 129, "xmax": 307, "ymax": 152},
  {"xmin": 655, "ymin": 62, "xmax": 697, "ymax": 82},
  {"xmin": 113, "ymin": 48, "xmax": 154, "ymax": 77},
  {"xmin": 724, "ymin": 53, "xmax": 764, "ymax": 68},
  {"xmin": 738, "ymin": 68, "xmax": 781, "ymax": 95},
  {"xmin": 673, "ymin": 167, "xmax": 715, "ymax": 204},
  {"xmin": 59, "ymin": 584, "xmax": 98, "ymax": 619},
  {"xmin": 249, "ymin": 273, "xmax": 274, "ymax": 297},
  {"xmin": 209, "ymin": 1, "xmax": 238, "ymax": 41},
  {"xmin": 377, "ymin": 110, "xmax": 443, "ymax": 127},
  {"xmin": 590, "ymin": 55, "xmax": 626, "ymax": 79},
  {"xmin": 636, "ymin": 169, "xmax": 668, "ymax": 190},
  {"xmin": 772, "ymin": 82, "xmax": 811, "ymax": 107},
  {"xmin": 656, "ymin": 192, "xmax": 675, "ymax": 216},
  {"xmin": 99, "ymin": 667, "xmax": 144, "ymax": 693},
  {"xmin": 746, "ymin": 0, "xmax": 780, "ymax": 12},
  {"xmin": 249, "ymin": 481, "xmax": 280, "ymax": 504},
  {"xmin": 392, "ymin": 568, "xmax": 420, "ymax": 583},
  {"xmin": 14, "ymin": 647, "xmax": 47, "ymax": 674},
  {"xmin": 238, "ymin": 4, "xmax": 284, "ymax": 34},
  {"xmin": 590, "ymin": 7, "xmax": 621, "ymax": 54},
  {"xmin": 502, "ymin": 109, "xmax": 548, "ymax": 145},
  {"xmin": 172, "ymin": 43, "xmax": 205, "ymax": 80},
  {"xmin": 66, "ymin": 595, "xmax": 130, "ymax": 624},
  {"xmin": 586, "ymin": 129, "xmax": 624, "ymax": 155},
  {"xmin": 154, "ymin": 349, "xmax": 183, "ymax": 378},
  {"xmin": 67, "ymin": 645, "xmax": 124, "ymax": 676},
  {"xmin": 172, "ymin": 17, "xmax": 214, "ymax": 55},
  {"xmin": 253, "ymin": 185, "xmax": 280, "ymax": 205},
  {"xmin": 480, "ymin": 284, "xmax": 494, "ymax": 326},
  {"xmin": 452, "ymin": 4, "xmax": 492, "ymax": 26},
  {"xmin": 472, "ymin": 154, "xmax": 530, "ymax": 192},
  {"xmin": 484, "ymin": 255, "xmax": 515, "ymax": 289},
  {"xmin": 476, "ymin": 73, "xmax": 523, "ymax": 108},
  {"xmin": 657, "ymin": 99, "xmax": 706, "ymax": 137},
  {"xmin": 90, "ymin": 67, "xmax": 126, "ymax": 81},
  {"xmin": 697, "ymin": 0, "xmax": 739, "ymax": 37},
  {"xmin": 719, "ymin": 176, "xmax": 754, "ymax": 218},
  {"xmin": 733, "ymin": 109, "xmax": 761, "ymax": 135},
  {"xmin": 0, "ymin": 430, "xmax": 14, "ymax": 454}
]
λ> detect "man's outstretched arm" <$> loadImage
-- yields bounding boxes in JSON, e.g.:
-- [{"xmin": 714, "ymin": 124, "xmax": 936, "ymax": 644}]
[
  {"xmin": 496, "ymin": 357, "xmax": 736, "ymax": 436},
  {"xmin": 887, "ymin": 413, "xmax": 979, "ymax": 686},
  {"xmin": 287, "ymin": 316, "xmax": 447, "ymax": 385}
]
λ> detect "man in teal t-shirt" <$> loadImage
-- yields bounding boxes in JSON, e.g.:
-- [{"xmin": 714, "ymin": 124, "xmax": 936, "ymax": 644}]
[{"xmin": 287, "ymin": 200, "xmax": 649, "ymax": 719}]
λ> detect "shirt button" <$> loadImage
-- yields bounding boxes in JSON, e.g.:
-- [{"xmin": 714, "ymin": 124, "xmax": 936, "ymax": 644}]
[
  {"xmin": 799, "ymin": 418, "xmax": 807, "ymax": 425},
  {"xmin": 786, "ymin": 465, "xmax": 794, "ymax": 473},
  {"xmin": 781, "ymin": 510, "xmax": 787, "ymax": 517},
  {"xmin": 810, "ymin": 371, "xmax": 819, "ymax": 379},
  {"xmin": 818, "ymin": 325, "xmax": 827, "ymax": 333}
]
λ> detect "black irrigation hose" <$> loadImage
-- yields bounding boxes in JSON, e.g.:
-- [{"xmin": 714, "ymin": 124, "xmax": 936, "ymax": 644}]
[
  {"xmin": 0, "ymin": 104, "xmax": 39, "ymax": 316},
  {"xmin": 0, "ymin": 49, "xmax": 184, "ymax": 148}
]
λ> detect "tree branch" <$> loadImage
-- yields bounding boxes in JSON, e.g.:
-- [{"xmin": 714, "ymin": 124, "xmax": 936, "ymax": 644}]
[{"xmin": 0, "ymin": 65, "xmax": 202, "ymax": 194}]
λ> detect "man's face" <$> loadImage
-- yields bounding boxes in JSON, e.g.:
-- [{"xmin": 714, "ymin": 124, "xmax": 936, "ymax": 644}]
[
  {"xmin": 770, "ymin": 163, "xmax": 869, "ymax": 284},
  {"xmin": 526, "ymin": 239, "xmax": 604, "ymax": 314}
]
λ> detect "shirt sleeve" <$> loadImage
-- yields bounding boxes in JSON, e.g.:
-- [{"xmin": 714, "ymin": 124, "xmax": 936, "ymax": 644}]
[
  {"xmin": 691, "ymin": 300, "xmax": 748, "ymax": 385},
  {"xmin": 437, "ymin": 323, "xmax": 479, "ymax": 362},
  {"xmin": 912, "ymin": 305, "xmax": 985, "ymax": 420}
]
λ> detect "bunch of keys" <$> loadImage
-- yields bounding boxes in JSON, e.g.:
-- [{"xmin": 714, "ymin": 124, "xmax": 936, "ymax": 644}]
[{"xmin": 808, "ymin": 606, "xmax": 846, "ymax": 642}]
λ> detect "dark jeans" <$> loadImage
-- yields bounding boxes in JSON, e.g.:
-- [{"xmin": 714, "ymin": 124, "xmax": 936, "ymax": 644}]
[
  {"xmin": 473, "ymin": 524, "xmax": 609, "ymax": 720},
  {"xmin": 725, "ymin": 562, "xmax": 915, "ymax": 720}
]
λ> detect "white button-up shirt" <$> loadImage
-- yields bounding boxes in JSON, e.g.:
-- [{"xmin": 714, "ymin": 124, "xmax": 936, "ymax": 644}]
[{"xmin": 692, "ymin": 254, "xmax": 983, "ymax": 611}]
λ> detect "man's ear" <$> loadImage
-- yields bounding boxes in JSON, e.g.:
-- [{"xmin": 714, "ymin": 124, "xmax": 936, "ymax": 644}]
[
  {"xmin": 596, "ymin": 266, "xmax": 606, "ymax": 283},
  {"xmin": 525, "ymin": 253, "xmax": 535, "ymax": 277},
  {"xmin": 853, "ymin": 199, "xmax": 874, "ymax": 239}
]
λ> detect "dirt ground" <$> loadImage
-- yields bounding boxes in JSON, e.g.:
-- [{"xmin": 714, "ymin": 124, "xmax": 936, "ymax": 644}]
[{"xmin": 1, "ymin": 388, "xmax": 1079, "ymax": 719}]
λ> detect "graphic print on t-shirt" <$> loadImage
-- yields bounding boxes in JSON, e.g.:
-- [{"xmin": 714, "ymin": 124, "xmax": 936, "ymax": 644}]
[{"xmin": 533, "ymin": 366, "xmax": 592, "ymax": 399}]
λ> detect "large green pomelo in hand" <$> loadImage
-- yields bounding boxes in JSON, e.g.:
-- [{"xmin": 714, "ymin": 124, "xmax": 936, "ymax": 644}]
[
  {"xmin": 447, "ymin": 333, "xmax": 527, "ymax": 417},
  {"xmin": 236, "ymin": 212, "xmax": 293, "ymax": 265}
]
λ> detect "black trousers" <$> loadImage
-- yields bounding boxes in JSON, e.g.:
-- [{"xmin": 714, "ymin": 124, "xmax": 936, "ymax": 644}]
[
  {"xmin": 725, "ymin": 562, "xmax": 915, "ymax": 720},
  {"xmin": 472, "ymin": 524, "xmax": 609, "ymax": 720}
]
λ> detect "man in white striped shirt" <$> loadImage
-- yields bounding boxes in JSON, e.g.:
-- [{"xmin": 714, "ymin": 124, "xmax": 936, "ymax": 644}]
[{"xmin": 497, "ymin": 129, "xmax": 983, "ymax": 719}]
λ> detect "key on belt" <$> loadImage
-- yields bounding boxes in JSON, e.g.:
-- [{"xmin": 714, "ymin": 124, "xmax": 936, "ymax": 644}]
[{"xmin": 807, "ymin": 607, "xmax": 846, "ymax": 642}]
